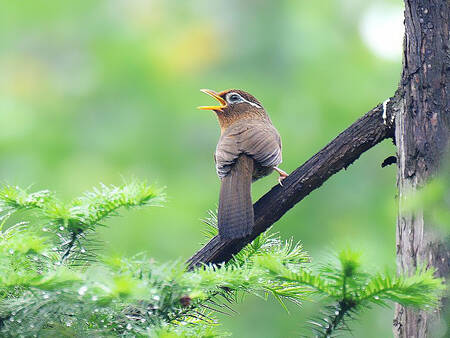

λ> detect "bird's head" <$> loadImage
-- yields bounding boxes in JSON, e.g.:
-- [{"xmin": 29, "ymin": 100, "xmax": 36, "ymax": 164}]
[{"xmin": 198, "ymin": 89, "xmax": 268, "ymax": 129}]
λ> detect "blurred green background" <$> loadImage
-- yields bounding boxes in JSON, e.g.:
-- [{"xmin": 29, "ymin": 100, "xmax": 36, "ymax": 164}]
[{"xmin": 0, "ymin": 0, "xmax": 404, "ymax": 336}]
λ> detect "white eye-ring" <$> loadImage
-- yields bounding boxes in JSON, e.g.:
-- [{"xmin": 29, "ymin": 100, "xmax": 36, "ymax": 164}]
[
  {"xmin": 226, "ymin": 92, "xmax": 243, "ymax": 104},
  {"xmin": 226, "ymin": 92, "xmax": 262, "ymax": 108}
]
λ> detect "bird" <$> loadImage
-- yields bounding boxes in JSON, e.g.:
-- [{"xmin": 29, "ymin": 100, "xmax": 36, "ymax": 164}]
[{"xmin": 198, "ymin": 89, "xmax": 287, "ymax": 240}]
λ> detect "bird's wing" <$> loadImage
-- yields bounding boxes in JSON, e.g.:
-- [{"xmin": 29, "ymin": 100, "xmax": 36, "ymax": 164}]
[{"xmin": 215, "ymin": 119, "xmax": 282, "ymax": 179}]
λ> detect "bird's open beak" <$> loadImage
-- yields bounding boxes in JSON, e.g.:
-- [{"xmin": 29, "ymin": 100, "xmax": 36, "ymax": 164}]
[{"xmin": 198, "ymin": 89, "xmax": 227, "ymax": 111}]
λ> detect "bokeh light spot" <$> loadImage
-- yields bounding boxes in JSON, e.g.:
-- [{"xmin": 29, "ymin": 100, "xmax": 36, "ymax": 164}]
[{"xmin": 359, "ymin": 4, "xmax": 404, "ymax": 61}]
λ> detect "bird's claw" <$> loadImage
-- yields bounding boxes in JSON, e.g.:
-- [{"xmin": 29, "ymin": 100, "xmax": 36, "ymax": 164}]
[{"xmin": 274, "ymin": 167, "xmax": 288, "ymax": 187}]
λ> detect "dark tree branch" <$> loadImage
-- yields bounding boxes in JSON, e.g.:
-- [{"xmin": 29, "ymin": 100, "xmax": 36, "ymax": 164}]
[{"xmin": 188, "ymin": 96, "xmax": 398, "ymax": 269}]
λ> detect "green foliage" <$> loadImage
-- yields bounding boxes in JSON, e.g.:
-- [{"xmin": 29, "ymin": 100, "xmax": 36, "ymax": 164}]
[
  {"xmin": 256, "ymin": 248, "xmax": 445, "ymax": 336},
  {"xmin": 0, "ymin": 182, "xmax": 444, "ymax": 337},
  {"xmin": 0, "ymin": 182, "xmax": 311, "ymax": 337},
  {"xmin": 0, "ymin": 181, "xmax": 163, "ymax": 265}
]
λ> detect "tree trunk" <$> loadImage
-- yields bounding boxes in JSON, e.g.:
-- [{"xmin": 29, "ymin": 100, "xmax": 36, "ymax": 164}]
[{"xmin": 393, "ymin": 0, "xmax": 449, "ymax": 337}]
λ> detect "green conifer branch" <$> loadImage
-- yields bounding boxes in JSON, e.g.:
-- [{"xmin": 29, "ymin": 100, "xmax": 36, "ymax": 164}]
[
  {"xmin": 0, "ymin": 182, "xmax": 445, "ymax": 337},
  {"xmin": 257, "ymin": 248, "xmax": 445, "ymax": 336},
  {"xmin": 0, "ymin": 181, "xmax": 163, "ymax": 264}
]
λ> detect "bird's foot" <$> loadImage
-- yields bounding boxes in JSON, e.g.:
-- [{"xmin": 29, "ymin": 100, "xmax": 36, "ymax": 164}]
[{"xmin": 274, "ymin": 167, "xmax": 288, "ymax": 186}]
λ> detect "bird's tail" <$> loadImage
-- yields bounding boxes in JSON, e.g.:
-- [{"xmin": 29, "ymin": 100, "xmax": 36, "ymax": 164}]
[{"xmin": 218, "ymin": 154, "xmax": 254, "ymax": 240}]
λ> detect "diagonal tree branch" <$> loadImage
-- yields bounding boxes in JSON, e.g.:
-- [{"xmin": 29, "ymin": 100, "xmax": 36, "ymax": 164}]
[{"xmin": 187, "ymin": 95, "xmax": 399, "ymax": 270}]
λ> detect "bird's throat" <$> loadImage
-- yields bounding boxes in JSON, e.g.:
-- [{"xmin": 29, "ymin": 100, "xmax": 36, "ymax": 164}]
[{"xmin": 216, "ymin": 110, "xmax": 268, "ymax": 133}]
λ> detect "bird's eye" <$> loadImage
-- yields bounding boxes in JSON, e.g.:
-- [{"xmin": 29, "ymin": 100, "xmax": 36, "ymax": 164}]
[{"xmin": 227, "ymin": 93, "xmax": 242, "ymax": 104}]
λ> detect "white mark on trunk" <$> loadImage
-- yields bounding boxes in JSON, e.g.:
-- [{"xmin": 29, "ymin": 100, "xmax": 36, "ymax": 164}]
[{"xmin": 382, "ymin": 98, "xmax": 390, "ymax": 125}]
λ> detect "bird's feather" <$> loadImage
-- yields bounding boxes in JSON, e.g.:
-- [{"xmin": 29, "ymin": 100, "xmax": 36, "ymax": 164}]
[
  {"xmin": 215, "ymin": 119, "xmax": 282, "ymax": 179},
  {"xmin": 218, "ymin": 154, "xmax": 254, "ymax": 240}
]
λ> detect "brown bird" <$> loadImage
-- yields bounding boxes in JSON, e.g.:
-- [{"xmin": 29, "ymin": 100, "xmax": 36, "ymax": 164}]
[{"xmin": 199, "ymin": 89, "xmax": 288, "ymax": 240}]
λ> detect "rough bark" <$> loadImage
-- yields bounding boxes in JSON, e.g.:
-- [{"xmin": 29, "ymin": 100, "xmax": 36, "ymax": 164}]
[
  {"xmin": 188, "ymin": 100, "xmax": 397, "ymax": 269},
  {"xmin": 393, "ymin": 0, "xmax": 449, "ymax": 337}
]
